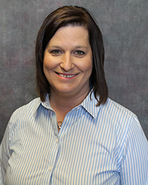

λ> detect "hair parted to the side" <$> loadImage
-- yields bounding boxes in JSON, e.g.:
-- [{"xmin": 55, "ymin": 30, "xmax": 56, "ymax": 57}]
[{"xmin": 35, "ymin": 5, "xmax": 108, "ymax": 106}]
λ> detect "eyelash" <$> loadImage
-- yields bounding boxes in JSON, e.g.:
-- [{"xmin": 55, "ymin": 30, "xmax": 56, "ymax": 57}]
[
  {"xmin": 74, "ymin": 50, "xmax": 85, "ymax": 56},
  {"xmin": 50, "ymin": 50, "xmax": 85, "ymax": 57},
  {"xmin": 50, "ymin": 50, "xmax": 61, "ymax": 55}
]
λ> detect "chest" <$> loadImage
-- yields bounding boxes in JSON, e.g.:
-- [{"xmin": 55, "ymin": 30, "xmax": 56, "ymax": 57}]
[{"xmin": 5, "ymin": 113, "xmax": 120, "ymax": 185}]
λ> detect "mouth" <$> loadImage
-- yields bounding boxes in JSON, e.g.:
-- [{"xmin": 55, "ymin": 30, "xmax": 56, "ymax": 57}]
[{"xmin": 55, "ymin": 72, "xmax": 78, "ymax": 78}]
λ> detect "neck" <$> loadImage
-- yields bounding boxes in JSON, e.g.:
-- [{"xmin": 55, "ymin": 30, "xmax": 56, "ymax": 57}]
[{"xmin": 49, "ymin": 89, "xmax": 89, "ymax": 120}]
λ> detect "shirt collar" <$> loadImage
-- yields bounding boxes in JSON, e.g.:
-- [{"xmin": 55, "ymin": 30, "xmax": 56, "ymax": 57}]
[
  {"xmin": 35, "ymin": 92, "xmax": 101, "ymax": 119},
  {"xmin": 41, "ymin": 95, "xmax": 53, "ymax": 110},
  {"xmin": 80, "ymin": 91, "xmax": 101, "ymax": 119},
  {"xmin": 33, "ymin": 95, "xmax": 52, "ymax": 116},
  {"xmin": 32, "ymin": 97, "xmax": 43, "ymax": 111}
]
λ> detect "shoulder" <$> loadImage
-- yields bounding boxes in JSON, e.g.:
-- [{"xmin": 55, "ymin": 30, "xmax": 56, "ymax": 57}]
[
  {"xmin": 99, "ymin": 98, "xmax": 140, "ymax": 137},
  {"xmin": 86, "ymin": 93, "xmax": 138, "ymax": 125},
  {"xmin": 100, "ymin": 98, "xmax": 147, "ymax": 150},
  {"xmin": 102, "ymin": 98, "xmax": 137, "ymax": 121},
  {"xmin": 10, "ymin": 98, "xmax": 41, "ymax": 122},
  {"xmin": 6, "ymin": 98, "xmax": 41, "ymax": 141}
]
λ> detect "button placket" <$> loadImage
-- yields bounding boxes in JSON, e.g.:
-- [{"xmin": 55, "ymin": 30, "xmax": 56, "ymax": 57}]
[{"xmin": 47, "ymin": 135, "xmax": 60, "ymax": 176}]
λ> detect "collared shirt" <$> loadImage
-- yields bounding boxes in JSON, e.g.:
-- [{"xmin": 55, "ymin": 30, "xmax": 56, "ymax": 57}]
[{"xmin": 0, "ymin": 93, "xmax": 148, "ymax": 185}]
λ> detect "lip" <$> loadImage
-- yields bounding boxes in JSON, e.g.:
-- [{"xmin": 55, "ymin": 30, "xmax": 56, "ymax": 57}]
[{"xmin": 55, "ymin": 72, "xmax": 78, "ymax": 79}]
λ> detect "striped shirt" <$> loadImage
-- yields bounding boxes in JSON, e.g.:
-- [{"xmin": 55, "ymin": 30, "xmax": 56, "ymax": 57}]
[{"xmin": 0, "ymin": 92, "xmax": 148, "ymax": 185}]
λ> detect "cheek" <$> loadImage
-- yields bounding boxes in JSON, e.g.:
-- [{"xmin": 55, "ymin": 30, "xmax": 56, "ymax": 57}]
[
  {"xmin": 43, "ymin": 56, "xmax": 54, "ymax": 70},
  {"xmin": 86, "ymin": 61, "xmax": 93, "ymax": 80},
  {"xmin": 43, "ymin": 59, "xmax": 53, "ymax": 79},
  {"xmin": 84, "ymin": 53, "xmax": 93, "ymax": 74},
  {"xmin": 83, "ymin": 60, "xmax": 93, "ymax": 74},
  {"xmin": 43, "ymin": 54, "xmax": 48, "ymax": 70},
  {"xmin": 43, "ymin": 60, "xmax": 48, "ymax": 76}
]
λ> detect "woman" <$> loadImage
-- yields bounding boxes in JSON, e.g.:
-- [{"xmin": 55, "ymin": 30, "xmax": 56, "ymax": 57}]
[{"xmin": 0, "ymin": 6, "xmax": 147, "ymax": 185}]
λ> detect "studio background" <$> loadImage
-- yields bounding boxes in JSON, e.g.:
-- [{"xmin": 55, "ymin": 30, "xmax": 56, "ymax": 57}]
[{"xmin": 0, "ymin": 0, "xmax": 148, "ymax": 143}]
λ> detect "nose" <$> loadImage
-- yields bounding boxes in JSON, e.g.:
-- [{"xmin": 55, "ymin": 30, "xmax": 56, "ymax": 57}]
[{"xmin": 60, "ymin": 52, "xmax": 74, "ymax": 71}]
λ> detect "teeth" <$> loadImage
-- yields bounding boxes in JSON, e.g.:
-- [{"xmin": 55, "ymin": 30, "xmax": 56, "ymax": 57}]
[{"xmin": 59, "ymin": 74, "xmax": 75, "ymax": 78}]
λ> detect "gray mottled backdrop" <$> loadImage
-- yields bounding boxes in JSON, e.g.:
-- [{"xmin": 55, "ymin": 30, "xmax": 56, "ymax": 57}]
[{"xmin": 0, "ymin": 0, "xmax": 148, "ymax": 143}]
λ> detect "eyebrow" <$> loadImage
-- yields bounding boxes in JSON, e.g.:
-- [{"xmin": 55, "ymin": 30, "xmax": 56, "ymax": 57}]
[{"xmin": 47, "ymin": 45, "xmax": 89, "ymax": 49}]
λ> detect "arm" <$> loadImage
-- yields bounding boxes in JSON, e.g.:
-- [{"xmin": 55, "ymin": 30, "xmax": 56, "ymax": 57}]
[
  {"xmin": 0, "ymin": 125, "xmax": 10, "ymax": 185},
  {"xmin": 120, "ymin": 116, "xmax": 148, "ymax": 184}
]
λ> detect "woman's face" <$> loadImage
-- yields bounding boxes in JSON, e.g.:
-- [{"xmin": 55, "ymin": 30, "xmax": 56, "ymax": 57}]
[{"xmin": 43, "ymin": 25, "xmax": 92, "ymax": 98}]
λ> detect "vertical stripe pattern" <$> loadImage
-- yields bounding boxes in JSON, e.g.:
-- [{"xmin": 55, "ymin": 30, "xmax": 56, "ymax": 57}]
[{"xmin": 0, "ymin": 93, "xmax": 148, "ymax": 185}]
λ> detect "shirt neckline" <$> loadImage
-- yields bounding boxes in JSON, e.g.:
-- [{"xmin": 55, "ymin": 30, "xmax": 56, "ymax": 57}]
[{"xmin": 37, "ymin": 92, "xmax": 101, "ymax": 119}]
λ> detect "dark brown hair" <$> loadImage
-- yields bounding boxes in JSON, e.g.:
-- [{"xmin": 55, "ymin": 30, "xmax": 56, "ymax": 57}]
[{"xmin": 35, "ymin": 5, "xmax": 108, "ymax": 106}]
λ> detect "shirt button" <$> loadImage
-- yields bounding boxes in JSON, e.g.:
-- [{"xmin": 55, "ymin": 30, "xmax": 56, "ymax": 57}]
[
  {"xmin": 48, "ymin": 166, "xmax": 52, "ymax": 171},
  {"xmin": 56, "ymin": 138, "xmax": 58, "ymax": 143}
]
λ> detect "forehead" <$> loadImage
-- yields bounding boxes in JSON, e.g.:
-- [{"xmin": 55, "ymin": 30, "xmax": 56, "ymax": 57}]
[{"xmin": 48, "ymin": 25, "xmax": 89, "ymax": 45}]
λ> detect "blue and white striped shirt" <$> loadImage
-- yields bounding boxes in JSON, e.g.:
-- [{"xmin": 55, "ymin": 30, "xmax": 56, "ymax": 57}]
[{"xmin": 0, "ymin": 93, "xmax": 148, "ymax": 185}]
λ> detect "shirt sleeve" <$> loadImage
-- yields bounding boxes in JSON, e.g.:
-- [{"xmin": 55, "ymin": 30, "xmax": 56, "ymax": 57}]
[
  {"xmin": 0, "ymin": 125, "xmax": 10, "ymax": 185},
  {"xmin": 120, "ymin": 116, "xmax": 148, "ymax": 184}
]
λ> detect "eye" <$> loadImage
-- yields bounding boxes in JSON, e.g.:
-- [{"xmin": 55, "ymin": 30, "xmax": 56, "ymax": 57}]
[
  {"xmin": 50, "ymin": 49, "xmax": 62, "ymax": 55},
  {"xmin": 74, "ymin": 50, "xmax": 85, "ymax": 57}
]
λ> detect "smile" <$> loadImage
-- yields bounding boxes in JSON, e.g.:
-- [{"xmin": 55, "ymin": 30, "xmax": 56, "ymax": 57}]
[{"xmin": 56, "ymin": 72, "xmax": 77, "ymax": 78}]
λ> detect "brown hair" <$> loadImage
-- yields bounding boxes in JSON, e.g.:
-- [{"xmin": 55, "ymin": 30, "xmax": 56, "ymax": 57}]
[{"xmin": 35, "ymin": 5, "xmax": 108, "ymax": 106}]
